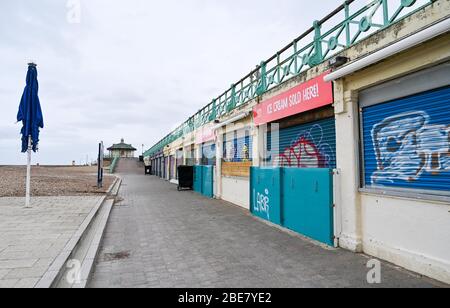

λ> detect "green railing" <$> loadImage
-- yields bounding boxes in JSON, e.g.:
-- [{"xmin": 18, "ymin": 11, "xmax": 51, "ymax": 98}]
[
  {"xmin": 110, "ymin": 157, "xmax": 120, "ymax": 174},
  {"xmin": 145, "ymin": 0, "xmax": 436, "ymax": 158}
]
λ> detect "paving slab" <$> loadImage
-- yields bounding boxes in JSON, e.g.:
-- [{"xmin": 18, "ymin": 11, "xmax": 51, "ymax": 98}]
[
  {"xmin": 0, "ymin": 196, "xmax": 103, "ymax": 288},
  {"xmin": 89, "ymin": 169, "xmax": 447, "ymax": 288}
]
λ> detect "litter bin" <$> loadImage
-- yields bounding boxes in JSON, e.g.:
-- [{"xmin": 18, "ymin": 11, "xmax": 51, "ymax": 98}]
[
  {"xmin": 177, "ymin": 165, "xmax": 194, "ymax": 191},
  {"xmin": 145, "ymin": 166, "xmax": 152, "ymax": 175}
]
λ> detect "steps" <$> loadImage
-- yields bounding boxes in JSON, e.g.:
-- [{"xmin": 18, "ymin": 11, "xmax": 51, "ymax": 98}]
[
  {"xmin": 55, "ymin": 199, "xmax": 114, "ymax": 288},
  {"xmin": 115, "ymin": 158, "xmax": 144, "ymax": 174},
  {"xmin": 35, "ymin": 177, "xmax": 122, "ymax": 288}
]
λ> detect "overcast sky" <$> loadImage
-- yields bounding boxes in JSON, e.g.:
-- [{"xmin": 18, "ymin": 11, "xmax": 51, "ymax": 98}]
[{"xmin": 0, "ymin": 0, "xmax": 341, "ymax": 165}]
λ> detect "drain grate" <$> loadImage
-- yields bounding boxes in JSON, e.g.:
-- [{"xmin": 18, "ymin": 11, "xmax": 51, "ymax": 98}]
[{"xmin": 101, "ymin": 251, "xmax": 131, "ymax": 261}]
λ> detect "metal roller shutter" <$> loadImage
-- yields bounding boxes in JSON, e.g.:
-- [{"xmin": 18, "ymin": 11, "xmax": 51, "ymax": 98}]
[
  {"xmin": 267, "ymin": 117, "xmax": 336, "ymax": 168},
  {"xmin": 223, "ymin": 132, "xmax": 253, "ymax": 162},
  {"xmin": 163, "ymin": 157, "xmax": 167, "ymax": 179},
  {"xmin": 176, "ymin": 150, "xmax": 183, "ymax": 179},
  {"xmin": 361, "ymin": 86, "xmax": 450, "ymax": 193},
  {"xmin": 201, "ymin": 142, "xmax": 216, "ymax": 166},
  {"xmin": 189, "ymin": 147, "xmax": 195, "ymax": 166},
  {"xmin": 169, "ymin": 156, "xmax": 175, "ymax": 180}
]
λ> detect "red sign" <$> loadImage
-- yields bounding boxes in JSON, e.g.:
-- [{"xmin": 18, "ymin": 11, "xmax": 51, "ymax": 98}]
[{"xmin": 253, "ymin": 72, "xmax": 333, "ymax": 126}]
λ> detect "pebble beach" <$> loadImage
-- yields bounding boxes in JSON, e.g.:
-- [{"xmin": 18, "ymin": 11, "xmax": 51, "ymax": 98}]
[{"xmin": 0, "ymin": 166, "xmax": 114, "ymax": 197}]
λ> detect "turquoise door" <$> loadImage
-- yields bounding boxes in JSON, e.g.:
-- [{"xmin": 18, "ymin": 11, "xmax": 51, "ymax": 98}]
[
  {"xmin": 281, "ymin": 168, "xmax": 334, "ymax": 246},
  {"xmin": 193, "ymin": 165, "xmax": 203, "ymax": 193},
  {"xmin": 250, "ymin": 167, "xmax": 282, "ymax": 225},
  {"xmin": 201, "ymin": 166, "xmax": 214, "ymax": 198}
]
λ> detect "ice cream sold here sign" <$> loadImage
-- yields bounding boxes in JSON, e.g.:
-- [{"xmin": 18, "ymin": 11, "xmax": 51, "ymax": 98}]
[{"xmin": 253, "ymin": 72, "xmax": 334, "ymax": 126}]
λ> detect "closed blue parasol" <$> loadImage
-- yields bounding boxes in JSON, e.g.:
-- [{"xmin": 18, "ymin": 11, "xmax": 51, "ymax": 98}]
[
  {"xmin": 17, "ymin": 63, "xmax": 44, "ymax": 208},
  {"xmin": 17, "ymin": 63, "xmax": 44, "ymax": 152}
]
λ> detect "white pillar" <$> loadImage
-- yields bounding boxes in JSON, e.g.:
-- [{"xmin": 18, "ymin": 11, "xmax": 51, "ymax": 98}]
[
  {"xmin": 25, "ymin": 136, "xmax": 32, "ymax": 208},
  {"xmin": 195, "ymin": 144, "xmax": 201, "ymax": 165},
  {"xmin": 253, "ymin": 123, "xmax": 269, "ymax": 167},
  {"xmin": 334, "ymin": 81, "xmax": 363, "ymax": 252}
]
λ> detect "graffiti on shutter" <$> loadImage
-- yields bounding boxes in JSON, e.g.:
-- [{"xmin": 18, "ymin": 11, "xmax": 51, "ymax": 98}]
[
  {"xmin": 363, "ymin": 86, "xmax": 450, "ymax": 192},
  {"xmin": 370, "ymin": 111, "xmax": 450, "ymax": 183},
  {"xmin": 268, "ymin": 117, "xmax": 336, "ymax": 168}
]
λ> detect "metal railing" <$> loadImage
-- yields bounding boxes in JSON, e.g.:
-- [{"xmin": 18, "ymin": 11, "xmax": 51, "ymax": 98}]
[
  {"xmin": 145, "ymin": 0, "xmax": 435, "ymax": 158},
  {"xmin": 110, "ymin": 157, "xmax": 120, "ymax": 174}
]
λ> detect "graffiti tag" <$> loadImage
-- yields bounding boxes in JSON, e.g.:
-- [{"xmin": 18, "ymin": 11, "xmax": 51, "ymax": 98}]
[
  {"xmin": 254, "ymin": 189, "xmax": 270, "ymax": 221},
  {"xmin": 274, "ymin": 124, "xmax": 334, "ymax": 168},
  {"xmin": 371, "ymin": 111, "xmax": 450, "ymax": 185}
]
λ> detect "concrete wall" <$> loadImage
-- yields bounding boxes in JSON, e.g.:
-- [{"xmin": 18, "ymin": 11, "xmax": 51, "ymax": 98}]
[
  {"xmin": 361, "ymin": 194, "xmax": 450, "ymax": 284},
  {"xmin": 221, "ymin": 176, "xmax": 250, "ymax": 210}
]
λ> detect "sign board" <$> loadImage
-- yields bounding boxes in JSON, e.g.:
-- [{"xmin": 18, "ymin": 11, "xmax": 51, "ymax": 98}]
[
  {"xmin": 195, "ymin": 123, "xmax": 215, "ymax": 144},
  {"xmin": 97, "ymin": 142, "xmax": 104, "ymax": 188},
  {"xmin": 253, "ymin": 72, "xmax": 333, "ymax": 126}
]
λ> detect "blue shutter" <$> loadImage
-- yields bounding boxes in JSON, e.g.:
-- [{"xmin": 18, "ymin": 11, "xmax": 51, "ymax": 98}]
[
  {"xmin": 362, "ymin": 86, "xmax": 450, "ymax": 193},
  {"xmin": 268, "ymin": 117, "xmax": 336, "ymax": 168},
  {"xmin": 201, "ymin": 142, "xmax": 216, "ymax": 165},
  {"xmin": 223, "ymin": 131, "xmax": 253, "ymax": 162},
  {"xmin": 235, "ymin": 135, "xmax": 252, "ymax": 162}
]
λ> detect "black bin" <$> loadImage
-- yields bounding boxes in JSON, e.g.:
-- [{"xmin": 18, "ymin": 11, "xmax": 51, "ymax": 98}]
[
  {"xmin": 145, "ymin": 166, "xmax": 152, "ymax": 175},
  {"xmin": 177, "ymin": 165, "xmax": 194, "ymax": 191}
]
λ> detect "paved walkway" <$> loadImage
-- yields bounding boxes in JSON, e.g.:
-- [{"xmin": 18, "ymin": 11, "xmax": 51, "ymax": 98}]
[
  {"xmin": 0, "ymin": 196, "xmax": 103, "ymax": 288},
  {"xmin": 88, "ymin": 167, "xmax": 443, "ymax": 288}
]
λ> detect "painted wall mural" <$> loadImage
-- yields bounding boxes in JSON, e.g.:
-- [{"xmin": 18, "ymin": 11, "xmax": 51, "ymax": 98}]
[{"xmin": 363, "ymin": 86, "xmax": 450, "ymax": 193}]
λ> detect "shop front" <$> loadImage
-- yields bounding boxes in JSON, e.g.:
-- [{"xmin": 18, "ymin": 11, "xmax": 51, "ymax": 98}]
[
  {"xmin": 355, "ymin": 64, "xmax": 450, "ymax": 282},
  {"xmin": 176, "ymin": 148, "xmax": 183, "ymax": 179},
  {"xmin": 220, "ymin": 120, "xmax": 253, "ymax": 209},
  {"xmin": 327, "ymin": 11, "xmax": 450, "ymax": 282},
  {"xmin": 252, "ymin": 72, "xmax": 337, "ymax": 246},
  {"xmin": 168, "ymin": 154, "xmax": 176, "ymax": 181},
  {"xmin": 201, "ymin": 142, "xmax": 216, "ymax": 166},
  {"xmin": 185, "ymin": 144, "xmax": 196, "ymax": 166}
]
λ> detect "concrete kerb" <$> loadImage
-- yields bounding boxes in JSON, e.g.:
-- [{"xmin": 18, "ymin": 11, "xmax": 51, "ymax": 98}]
[
  {"xmin": 34, "ymin": 176, "xmax": 121, "ymax": 288},
  {"xmin": 109, "ymin": 177, "xmax": 122, "ymax": 197},
  {"xmin": 72, "ymin": 199, "xmax": 115, "ymax": 288}
]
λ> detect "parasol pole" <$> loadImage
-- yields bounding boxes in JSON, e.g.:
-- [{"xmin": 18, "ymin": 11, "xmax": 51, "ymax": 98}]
[{"xmin": 25, "ymin": 135, "xmax": 32, "ymax": 208}]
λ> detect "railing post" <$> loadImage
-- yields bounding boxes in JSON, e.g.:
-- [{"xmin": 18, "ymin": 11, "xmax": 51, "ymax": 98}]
[
  {"xmin": 227, "ymin": 84, "xmax": 237, "ymax": 112},
  {"xmin": 382, "ymin": 0, "xmax": 389, "ymax": 26},
  {"xmin": 345, "ymin": 1, "xmax": 351, "ymax": 47},
  {"xmin": 276, "ymin": 53, "xmax": 281, "ymax": 83},
  {"xmin": 310, "ymin": 20, "xmax": 323, "ymax": 66},
  {"xmin": 209, "ymin": 99, "xmax": 217, "ymax": 122},
  {"xmin": 293, "ymin": 40, "xmax": 299, "ymax": 73},
  {"xmin": 256, "ymin": 61, "xmax": 267, "ymax": 96},
  {"xmin": 189, "ymin": 118, "xmax": 194, "ymax": 132}
]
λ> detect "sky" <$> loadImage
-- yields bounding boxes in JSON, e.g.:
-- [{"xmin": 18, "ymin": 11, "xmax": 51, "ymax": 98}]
[{"xmin": 0, "ymin": 0, "xmax": 341, "ymax": 165}]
